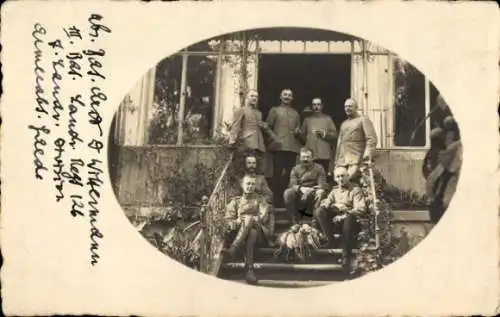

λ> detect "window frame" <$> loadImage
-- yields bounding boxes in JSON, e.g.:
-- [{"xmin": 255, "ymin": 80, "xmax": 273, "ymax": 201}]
[
  {"xmin": 387, "ymin": 54, "xmax": 432, "ymax": 150},
  {"xmin": 156, "ymin": 48, "xmax": 232, "ymax": 146},
  {"xmin": 151, "ymin": 39, "xmax": 434, "ymax": 149}
]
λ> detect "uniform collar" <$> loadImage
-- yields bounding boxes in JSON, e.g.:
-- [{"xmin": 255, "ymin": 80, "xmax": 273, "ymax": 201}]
[
  {"xmin": 300, "ymin": 162, "xmax": 314, "ymax": 170},
  {"xmin": 337, "ymin": 182, "xmax": 354, "ymax": 190}
]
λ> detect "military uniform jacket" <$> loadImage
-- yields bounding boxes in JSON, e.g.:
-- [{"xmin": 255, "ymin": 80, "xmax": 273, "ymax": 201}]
[
  {"xmin": 266, "ymin": 105, "xmax": 301, "ymax": 153},
  {"xmin": 300, "ymin": 113, "xmax": 338, "ymax": 160},
  {"xmin": 335, "ymin": 114, "xmax": 378, "ymax": 166},
  {"xmin": 229, "ymin": 106, "xmax": 266, "ymax": 153},
  {"xmin": 289, "ymin": 163, "xmax": 327, "ymax": 189},
  {"xmin": 224, "ymin": 194, "xmax": 270, "ymax": 224},
  {"xmin": 325, "ymin": 183, "xmax": 366, "ymax": 213}
]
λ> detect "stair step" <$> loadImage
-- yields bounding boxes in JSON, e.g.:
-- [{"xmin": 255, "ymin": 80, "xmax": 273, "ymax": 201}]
[
  {"xmin": 232, "ymin": 279, "xmax": 334, "ymax": 288},
  {"xmin": 258, "ymin": 247, "xmax": 359, "ymax": 255},
  {"xmin": 222, "ymin": 262, "xmax": 343, "ymax": 271},
  {"xmin": 275, "ymin": 219, "xmax": 313, "ymax": 226}
]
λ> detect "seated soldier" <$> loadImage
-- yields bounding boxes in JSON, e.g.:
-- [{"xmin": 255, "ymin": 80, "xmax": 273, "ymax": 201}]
[
  {"xmin": 222, "ymin": 174, "xmax": 272, "ymax": 285},
  {"xmin": 244, "ymin": 154, "xmax": 273, "ymax": 204},
  {"xmin": 314, "ymin": 166, "xmax": 366, "ymax": 272},
  {"xmin": 283, "ymin": 147, "xmax": 327, "ymax": 224},
  {"xmin": 243, "ymin": 154, "xmax": 274, "ymax": 236}
]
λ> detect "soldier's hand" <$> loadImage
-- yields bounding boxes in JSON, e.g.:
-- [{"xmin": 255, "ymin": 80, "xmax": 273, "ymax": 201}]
[
  {"xmin": 301, "ymin": 187, "xmax": 314, "ymax": 196},
  {"xmin": 315, "ymin": 189, "xmax": 325, "ymax": 201},
  {"xmin": 259, "ymin": 122, "xmax": 269, "ymax": 130},
  {"xmin": 333, "ymin": 214, "xmax": 347, "ymax": 222},
  {"xmin": 228, "ymin": 140, "xmax": 237, "ymax": 150},
  {"xmin": 320, "ymin": 199, "xmax": 330, "ymax": 208},
  {"xmin": 334, "ymin": 203, "xmax": 347, "ymax": 212}
]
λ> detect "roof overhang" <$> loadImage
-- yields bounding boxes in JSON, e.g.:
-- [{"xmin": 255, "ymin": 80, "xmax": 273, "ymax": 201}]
[{"xmin": 244, "ymin": 27, "xmax": 359, "ymax": 42}]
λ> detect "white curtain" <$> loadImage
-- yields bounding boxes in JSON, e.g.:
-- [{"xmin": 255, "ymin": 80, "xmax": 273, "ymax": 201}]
[
  {"xmin": 365, "ymin": 52, "xmax": 391, "ymax": 148},
  {"xmin": 218, "ymin": 59, "xmax": 240, "ymax": 135},
  {"xmin": 218, "ymin": 51, "xmax": 258, "ymax": 136},
  {"xmin": 351, "ymin": 48, "xmax": 365, "ymax": 114},
  {"xmin": 117, "ymin": 68, "xmax": 156, "ymax": 146},
  {"xmin": 351, "ymin": 41, "xmax": 392, "ymax": 149}
]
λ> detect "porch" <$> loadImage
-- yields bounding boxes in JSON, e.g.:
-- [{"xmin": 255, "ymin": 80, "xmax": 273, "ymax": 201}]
[{"xmin": 108, "ymin": 28, "xmax": 438, "ymax": 281}]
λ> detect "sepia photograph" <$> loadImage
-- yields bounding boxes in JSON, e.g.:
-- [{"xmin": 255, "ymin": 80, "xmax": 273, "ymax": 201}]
[{"xmin": 107, "ymin": 27, "xmax": 463, "ymax": 288}]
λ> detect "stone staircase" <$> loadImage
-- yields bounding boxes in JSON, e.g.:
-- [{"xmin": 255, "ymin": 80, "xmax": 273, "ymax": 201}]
[{"xmin": 218, "ymin": 207, "xmax": 359, "ymax": 288}]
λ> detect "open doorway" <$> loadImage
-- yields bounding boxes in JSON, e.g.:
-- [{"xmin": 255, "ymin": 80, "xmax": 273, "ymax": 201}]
[
  {"xmin": 257, "ymin": 54, "xmax": 351, "ymax": 129},
  {"xmin": 258, "ymin": 54, "xmax": 351, "ymax": 206}
]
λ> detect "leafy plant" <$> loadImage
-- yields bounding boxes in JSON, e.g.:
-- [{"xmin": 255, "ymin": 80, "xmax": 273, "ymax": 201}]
[{"xmin": 351, "ymin": 164, "xmax": 428, "ymax": 276}]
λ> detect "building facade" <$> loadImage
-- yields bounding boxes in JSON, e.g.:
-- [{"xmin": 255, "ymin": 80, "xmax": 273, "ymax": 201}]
[{"xmin": 111, "ymin": 29, "xmax": 441, "ymax": 197}]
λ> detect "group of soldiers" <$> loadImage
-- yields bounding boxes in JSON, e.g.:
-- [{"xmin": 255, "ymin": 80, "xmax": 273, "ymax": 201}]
[
  {"xmin": 220, "ymin": 88, "xmax": 462, "ymax": 284},
  {"xmin": 222, "ymin": 89, "xmax": 378, "ymax": 284}
]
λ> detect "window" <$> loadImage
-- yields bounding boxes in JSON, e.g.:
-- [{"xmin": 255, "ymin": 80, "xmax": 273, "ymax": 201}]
[
  {"xmin": 149, "ymin": 55, "xmax": 183, "ymax": 145},
  {"xmin": 392, "ymin": 57, "xmax": 428, "ymax": 147},
  {"xmin": 183, "ymin": 55, "xmax": 217, "ymax": 144},
  {"xmin": 148, "ymin": 52, "xmax": 219, "ymax": 145}
]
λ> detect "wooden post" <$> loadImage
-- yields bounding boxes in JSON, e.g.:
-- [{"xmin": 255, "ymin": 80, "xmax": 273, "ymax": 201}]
[
  {"xmin": 212, "ymin": 38, "xmax": 224, "ymax": 137},
  {"xmin": 350, "ymin": 40, "xmax": 355, "ymax": 98},
  {"xmin": 240, "ymin": 32, "xmax": 249, "ymax": 107},
  {"xmin": 253, "ymin": 36, "xmax": 260, "ymax": 90},
  {"xmin": 424, "ymin": 76, "xmax": 430, "ymax": 148},
  {"xmin": 199, "ymin": 207, "xmax": 207, "ymax": 273},
  {"xmin": 387, "ymin": 52, "xmax": 395, "ymax": 148},
  {"xmin": 362, "ymin": 40, "xmax": 369, "ymax": 115},
  {"xmin": 141, "ymin": 67, "xmax": 157, "ymax": 145},
  {"xmin": 177, "ymin": 53, "xmax": 188, "ymax": 145}
]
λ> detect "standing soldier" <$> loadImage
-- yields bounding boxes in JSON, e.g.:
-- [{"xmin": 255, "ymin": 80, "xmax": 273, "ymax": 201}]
[
  {"xmin": 300, "ymin": 97, "xmax": 338, "ymax": 175},
  {"xmin": 228, "ymin": 90, "xmax": 280, "ymax": 173},
  {"xmin": 335, "ymin": 98, "xmax": 378, "ymax": 182},
  {"xmin": 266, "ymin": 89, "xmax": 302, "ymax": 205}
]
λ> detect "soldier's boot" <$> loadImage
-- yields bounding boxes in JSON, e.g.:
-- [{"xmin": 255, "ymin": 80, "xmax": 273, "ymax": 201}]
[
  {"xmin": 342, "ymin": 250, "xmax": 353, "ymax": 274},
  {"xmin": 283, "ymin": 188, "xmax": 298, "ymax": 224},
  {"xmin": 342, "ymin": 214, "xmax": 358, "ymax": 274},
  {"xmin": 245, "ymin": 228, "xmax": 258, "ymax": 285}
]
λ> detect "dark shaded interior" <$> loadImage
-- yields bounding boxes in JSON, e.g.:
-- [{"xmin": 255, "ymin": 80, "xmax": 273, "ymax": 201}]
[{"xmin": 258, "ymin": 54, "xmax": 351, "ymax": 129}]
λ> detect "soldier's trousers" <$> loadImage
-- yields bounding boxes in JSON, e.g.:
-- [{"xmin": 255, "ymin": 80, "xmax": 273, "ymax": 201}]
[
  {"xmin": 314, "ymin": 206, "xmax": 360, "ymax": 257},
  {"xmin": 272, "ymin": 151, "xmax": 298, "ymax": 205}
]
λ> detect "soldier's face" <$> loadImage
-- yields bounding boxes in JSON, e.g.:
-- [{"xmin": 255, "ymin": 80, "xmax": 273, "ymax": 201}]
[
  {"xmin": 312, "ymin": 99, "xmax": 323, "ymax": 112},
  {"xmin": 344, "ymin": 100, "xmax": 357, "ymax": 117},
  {"xmin": 281, "ymin": 90, "xmax": 293, "ymax": 104},
  {"xmin": 242, "ymin": 177, "xmax": 256, "ymax": 194},
  {"xmin": 246, "ymin": 91, "xmax": 259, "ymax": 106},
  {"xmin": 300, "ymin": 151, "xmax": 313, "ymax": 164},
  {"xmin": 334, "ymin": 169, "xmax": 349, "ymax": 186},
  {"xmin": 245, "ymin": 157, "xmax": 257, "ymax": 172}
]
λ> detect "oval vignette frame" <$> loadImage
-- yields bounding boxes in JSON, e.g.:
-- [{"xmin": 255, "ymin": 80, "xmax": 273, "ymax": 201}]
[{"xmin": 106, "ymin": 27, "xmax": 462, "ymax": 288}]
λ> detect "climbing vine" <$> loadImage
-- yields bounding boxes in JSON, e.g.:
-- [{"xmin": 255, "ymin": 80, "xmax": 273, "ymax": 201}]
[{"xmin": 351, "ymin": 163, "xmax": 427, "ymax": 276}]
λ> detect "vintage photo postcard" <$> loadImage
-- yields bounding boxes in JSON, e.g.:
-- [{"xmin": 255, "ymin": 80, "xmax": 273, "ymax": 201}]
[{"xmin": 1, "ymin": 0, "xmax": 499, "ymax": 316}]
